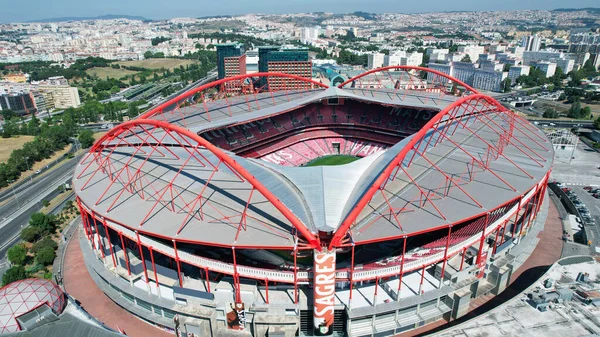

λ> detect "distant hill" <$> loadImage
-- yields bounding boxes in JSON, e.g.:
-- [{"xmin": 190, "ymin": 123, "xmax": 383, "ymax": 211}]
[
  {"xmin": 552, "ymin": 7, "xmax": 600, "ymax": 14},
  {"xmin": 28, "ymin": 14, "xmax": 148, "ymax": 23}
]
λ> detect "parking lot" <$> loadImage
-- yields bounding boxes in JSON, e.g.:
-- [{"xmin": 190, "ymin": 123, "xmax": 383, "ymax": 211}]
[
  {"xmin": 559, "ymin": 184, "xmax": 600, "ymax": 252},
  {"xmin": 551, "ymin": 139, "xmax": 600, "ymax": 187}
]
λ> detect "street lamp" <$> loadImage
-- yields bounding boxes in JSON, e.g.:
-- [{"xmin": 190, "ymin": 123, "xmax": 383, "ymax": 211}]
[
  {"xmin": 24, "ymin": 157, "xmax": 33, "ymax": 182},
  {"xmin": 6, "ymin": 180, "xmax": 20, "ymax": 208}
]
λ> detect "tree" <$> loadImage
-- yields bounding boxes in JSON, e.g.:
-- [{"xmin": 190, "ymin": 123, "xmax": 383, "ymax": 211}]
[
  {"xmin": 1, "ymin": 109, "xmax": 16, "ymax": 120},
  {"xmin": 36, "ymin": 246, "xmax": 56, "ymax": 266},
  {"xmin": 20, "ymin": 226, "xmax": 42, "ymax": 242},
  {"xmin": 7, "ymin": 245, "xmax": 27, "ymax": 265},
  {"xmin": 27, "ymin": 114, "xmax": 40, "ymax": 136},
  {"xmin": 543, "ymin": 109, "xmax": 559, "ymax": 119},
  {"xmin": 31, "ymin": 237, "xmax": 58, "ymax": 254},
  {"xmin": 127, "ymin": 104, "xmax": 139, "ymax": 119},
  {"xmin": 2, "ymin": 117, "xmax": 20, "ymax": 138},
  {"xmin": 594, "ymin": 116, "xmax": 600, "ymax": 130},
  {"xmin": 29, "ymin": 212, "xmax": 57, "ymax": 234},
  {"xmin": 582, "ymin": 106, "xmax": 592, "ymax": 119},
  {"xmin": 460, "ymin": 54, "xmax": 471, "ymax": 63},
  {"xmin": 78, "ymin": 129, "xmax": 95, "ymax": 148},
  {"xmin": 502, "ymin": 77, "xmax": 511, "ymax": 93},
  {"xmin": 2, "ymin": 266, "xmax": 27, "ymax": 286}
]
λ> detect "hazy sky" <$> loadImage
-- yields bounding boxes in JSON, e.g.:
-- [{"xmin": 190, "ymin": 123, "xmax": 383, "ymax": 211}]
[{"xmin": 1, "ymin": 0, "xmax": 598, "ymax": 23}]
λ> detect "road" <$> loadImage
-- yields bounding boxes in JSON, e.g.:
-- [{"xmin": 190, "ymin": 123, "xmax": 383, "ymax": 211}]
[
  {"xmin": 0, "ymin": 152, "xmax": 83, "ymax": 261},
  {"xmin": 526, "ymin": 119, "xmax": 595, "ymax": 128},
  {"xmin": 0, "ymin": 140, "xmax": 79, "ymax": 205},
  {"xmin": 0, "ymin": 71, "xmax": 218, "ymax": 278}
]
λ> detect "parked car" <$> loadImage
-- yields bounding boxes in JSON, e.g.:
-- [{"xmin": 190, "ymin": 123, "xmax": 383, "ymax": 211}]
[{"xmin": 584, "ymin": 186, "xmax": 594, "ymax": 191}]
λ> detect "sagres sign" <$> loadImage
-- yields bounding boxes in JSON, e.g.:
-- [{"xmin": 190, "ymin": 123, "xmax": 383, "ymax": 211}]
[{"xmin": 313, "ymin": 250, "xmax": 336, "ymax": 335}]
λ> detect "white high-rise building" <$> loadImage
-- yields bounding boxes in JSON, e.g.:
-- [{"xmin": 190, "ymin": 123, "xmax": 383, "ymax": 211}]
[
  {"xmin": 521, "ymin": 35, "xmax": 542, "ymax": 52},
  {"xmin": 556, "ymin": 58, "xmax": 574, "ymax": 74},
  {"xmin": 384, "ymin": 52, "xmax": 403, "ymax": 67},
  {"xmin": 428, "ymin": 49, "xmax": 448, "ymax": 62},
  {"xmin": 457, "ymin": 45, "xmax": 485, "ymax": 63},
  {"xmin": 300, "ymin": 26, "xmax": 321, "ymax": 44},
  {"xmin": 401, "ymin": 52, "xmax": 423, "ymax": 67},
  {"xmin": 523, "ymin": 51, "xmax": 564, "ymax": 65},
  {"xmin": 508, "ymin": 65, "xmax": 530, "ymax": 84},
  {"xmin": 368, "ymin": 53, "xmax": 385, "ymax": 69},
  {"xmin": 531, "ymin": 61, "xmax": 557, "ymax": 78}
]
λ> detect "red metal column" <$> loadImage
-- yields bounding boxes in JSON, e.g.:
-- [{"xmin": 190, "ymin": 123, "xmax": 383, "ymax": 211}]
[
  {"xmin": 500, "ymin": 219, "xmax": 509, "ymax": 246},
  {"xmin": 149, "ymin": 246, "xmax": 160, "ymax": 291},
  {"xmin": 460, "ymin": 247, "xmax": 466, "ymax": 271},
  {"xmin": 512, "ymin": 198, "xmax": 522, "ymax": 238},
  {"xmin": 118, "ymin": 231, "xmax": 131, "ymax": 277},
  {"xmin": 91, "ymin": 217, "xmax": 105, "ymax": 259},
  {"xmin": 293, "ymin": 247, "xmax": 298, "ymax": 304},
  {"xmin": 102, "ymin": 218, "xmax": 117, "ymax": 268},
  {"xmin": 419, "ymin": 266, "xmax": 426, "ymax": 295},
  {"xmin": 477, "ymin": 213, "xmax": 490, "ymax": 265},
  {"xmin": 396, "ymin": 236, "xmax": 407, "ymax": 300},
  {"xmin": 526, "ymin": 191, "xmax": 540, "ymax": 231},
  {"xmin": 232, "ymin": 247, "xmax": 241, "ymax": 303},
  {"xmin": 76, "ymin": 198, "xmax": 90, "ymax": 239},
  {"xmin": 349, "ymin": 243, "xmax": 355, "ymax": 304},
  {"xmin": 492, "ymin": 228, "xmax": 500, "ymax": 255},
  {"xmin": 135, "ymin": 231, "xmax": 150, "ymax": 286},
  {"xmin": 520, "ymin": 196, "xmax": 535, "ymax": 237},
  {"xmin": 172, "ymin": 240, "xmax": 183, "ymax": 287},
  {"xmin": 265, "ymin": 279, "xmax": 269, "ymax": 304},
  {"xmin": 204, "ymin": 267, "xmax": 211, "ymax": 293},
  {"xmin": 439, "ymin": 226, "xmax": 452, "ymax": 286},
  {"xmin": 374, "ymin": 278, "xmax": 379, "ymax": 305}
]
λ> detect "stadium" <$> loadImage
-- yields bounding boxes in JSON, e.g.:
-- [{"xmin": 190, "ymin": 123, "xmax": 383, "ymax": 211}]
[{"xmin": 72, "ymin": 66, "xmax": 554, "ymax": 337}]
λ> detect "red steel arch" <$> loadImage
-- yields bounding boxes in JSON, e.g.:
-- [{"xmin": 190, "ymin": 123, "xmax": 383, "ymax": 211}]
[
  {"xmin": 338, "ymin": 65, "xmax": 479, "ymax": 94},
  {"xmin": 79, "ymin": 118, "xmax": 322, "ymax": 249},
  {"xmin": 138, "ymin": 72, "xmax": 330, "ymax": 121},
  {"xmin": 329, "ymin": 93, "xmax": 548, "ymax": 249}
]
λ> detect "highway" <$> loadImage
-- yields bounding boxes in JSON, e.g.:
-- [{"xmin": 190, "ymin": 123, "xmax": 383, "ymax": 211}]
[
  {"xmin": 0, "ymin": 152, "xmax": 83, "ymax": 245},
  {"xmin": 526, "ymin": 119, "xmax": 595, "ymax": 128},
  {"xmin": 0, "ymin": 140, "xmax": 79, "ymax": 205}
]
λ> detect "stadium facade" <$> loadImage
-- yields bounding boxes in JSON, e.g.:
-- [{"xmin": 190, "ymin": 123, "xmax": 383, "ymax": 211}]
[{"xmin": 72, "ymin": 66, "xmax": 554, "ymax": 337}]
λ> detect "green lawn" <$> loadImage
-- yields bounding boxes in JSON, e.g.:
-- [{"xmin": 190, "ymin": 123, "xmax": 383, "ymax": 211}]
[{"xmin": 305, "ymin": 155, "xmax": 360, "ymax": 167}]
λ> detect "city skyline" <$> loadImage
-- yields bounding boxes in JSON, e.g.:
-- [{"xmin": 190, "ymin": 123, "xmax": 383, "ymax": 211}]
[{"xmin": 1, "ymin": 0, "xmax": 599, "ymax": 23}]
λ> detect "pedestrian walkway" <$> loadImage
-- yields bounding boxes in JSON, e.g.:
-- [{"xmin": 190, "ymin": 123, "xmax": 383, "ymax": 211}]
[{"xmin": 63, "ymin": 229, "xmax": 173, "ymax": 337}]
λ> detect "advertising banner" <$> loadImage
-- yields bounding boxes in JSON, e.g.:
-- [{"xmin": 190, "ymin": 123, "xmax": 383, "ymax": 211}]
[
  {"xmin": 313, "ymin": 250, "xmax": 336, "ymax": 335},
  {"xmin": 226, "ymin": 303, "xmax": 247, "ymax": 330}
]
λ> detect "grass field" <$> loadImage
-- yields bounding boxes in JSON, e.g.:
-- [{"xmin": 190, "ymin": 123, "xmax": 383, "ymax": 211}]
[
  {"xmin": 0, "ymin": 142, "xmax": 71, "ymax": 195},
  {"xmin": 305, "ymin": 155, "xmax": 360, "ymax": 167},
  {"xmin": 0, "ymin": 136, "xmax": 35, "ymax": 163},
  {"xmin": 86, "ymin": 67, "xmax": 138, "ymax": 80},
  {"xmin": 93, "ymin": 131, "xmax": 109, "ymax": 141},
  {"xmin": 116, "ymin": 59, "xmax": 199, "ymax": 70}
]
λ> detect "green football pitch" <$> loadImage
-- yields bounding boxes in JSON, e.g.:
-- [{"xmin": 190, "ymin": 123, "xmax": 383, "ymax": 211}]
[{"xmin": 304, "ymin": 155, "xmax": 360, "ymax": 167}]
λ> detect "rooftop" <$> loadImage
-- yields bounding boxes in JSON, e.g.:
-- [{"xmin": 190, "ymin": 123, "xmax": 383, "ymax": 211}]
[{"xmin": 73, "ymin": 72, "xmax": 554, "ymax": 249}]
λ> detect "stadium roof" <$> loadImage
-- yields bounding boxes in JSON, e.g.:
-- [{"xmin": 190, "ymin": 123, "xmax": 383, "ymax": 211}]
[
  {"xmin": 74, "ymin": 69, "xmax": 554, "ymax": 249},
  {"xmin": 135, "ymin": 86, "xmax": 459, "ymax": 137}
]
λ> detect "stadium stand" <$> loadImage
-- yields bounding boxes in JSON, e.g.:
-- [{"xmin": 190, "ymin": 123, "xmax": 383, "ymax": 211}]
[{"xmin": 200, "ymin": 100, "xmax": 436, "ymax": 159}]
